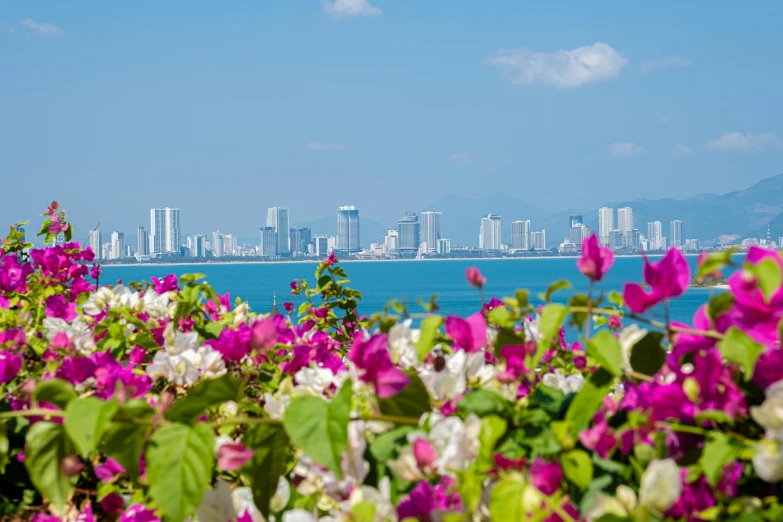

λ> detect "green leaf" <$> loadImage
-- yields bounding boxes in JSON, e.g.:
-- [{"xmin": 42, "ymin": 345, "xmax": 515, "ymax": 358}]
[
  {"xmin": 165, "ymin": 374, "xmax": 241, "ymax": 423},
  {"xmin": 697, "ymin": 248, "xmax": 737, "ymax": 279},
  {"xmin": 586, "ymin": 330, "xmax": 624, "ymax": 377},
  {"xmin": 416, "ymin": 316, "xmax": 443, "ymax": 361},
  {"xmin": 561, "ymin": 449, "xmax": 593, "ymax": 491},
  {"xmin": 752, "ymin": 258, "xmax": 782, "ymax": 302},
  {"xmin": 494, "ymin": 327, "xmax": 524, "ymax": 358},
  {"xmin": 477, "ymin": 415, "xmax": 507, "ymax": 473},
  {"xmin": 700, "ymin": 434, "xmax": 737, "ymax": 487},
  {"xmin": 488, "ymin": 306, "xmax": 514, "ymax": 328},
  {"xmin": 489, "ymin": 476, "xmax": 525, "ymax": 522},
  {"xmin": 706, "ymin": 292, "xmax": 735, "ymax": 321},
  {"xmin": 569, "ymin": 293, "xmax": 589, "ymax": 330},
  {"xmin": 539, "ymin": 280, "xmax": 572, "ymax": 303},
  {"xmin": 283, "ymin": 381, "xmax": 352, "ymax": 478},
  {"xmin": 378, "ymin": 372, "xmax": 431, "ymax": 420},
  {"xmin": 64, "ymin": 397, "xmax": 118, "ymax": 458},
  {"xmin": 629, "ymin": 332, "xmax": 666, "ymax": 377},
  {"xmin": 515, "ymin": 289, "xmax": 529, "ymax": 309},
  {"xmin": 243, "ymin": 423, "xmax": 290, "ymax": 518},
  {"xmin": 103, "ymin": 399, "xmax": 155, "ymax": 478},
  {"xmin": 457, "ymin": 390, "xmax": 511, "ymax": 418},
  {"xmin": 565, "ymin": 369, "xmax": 613, "ymax": 435},
  {"xmin": 147, "ymin": 423, "xmax": 215, "ymax": 522},
  {"xmin": 0, "ymin": 423, "xmax": 9, "ymax": 473},
  {"xmin": 533, "ymin": 385, "xmax": 567, "ymax": 415},
  {"xmin": 33, "ymin": 379, "xmax": 77, "ymax": 409},
  {"xmin": 718, "ymin": 327, "xmax": 765, "ymax": 380},
  {"xmin": 24, "ymin": 422, "xmax": 76, "ymax": 514},
  {"xmin": 695, "ymin": 409, "xmax": 735, "ymax": 426},
  {"xmin": 179, "ymin": 273, "xmax": 207, "ymax": 283},
  {"xmin": 532, "ymin": 304, "xmax": 568, "ymax": 368},
  {"xmin": 369, "ymin": 426, "xmax": 415, "ymax": 463}
]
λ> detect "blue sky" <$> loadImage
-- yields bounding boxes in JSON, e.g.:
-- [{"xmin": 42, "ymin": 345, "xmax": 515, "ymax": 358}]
[{"xmin": 1, "ymin": 1, "xmax": 782, "ymax": 242}]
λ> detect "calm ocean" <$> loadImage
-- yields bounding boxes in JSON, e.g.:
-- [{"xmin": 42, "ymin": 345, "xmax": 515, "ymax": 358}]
[{"xmin": 101, "ymin": 256, "xmax": 729, "ymax": 328}]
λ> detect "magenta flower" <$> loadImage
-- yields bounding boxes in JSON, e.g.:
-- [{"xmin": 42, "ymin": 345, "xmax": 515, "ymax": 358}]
[
  {"xmin": 283, "ymin": 301, "xmax": 294, "ymax": 313},
  {"xmin": 0, "ymin": 254, "xmax": 33, "ymax": 294},
  {"xmin": 0, "ymin": 351, "xmax": 22, "ymax": 384},
  {"xmin": 499, "ymin": 344, "xmax": 528, "ymax": 380},
  {"xmin": 348, "ymin": 334, "xmax": 409, "ymax": 398},
  {"xmin": 623, "ymin": 248, "xmax": 690, "ymax": 314},
  {"xmin": 579, "ymin": 417, "xmax": 616, "ymax": 458},
  {"xmin": 250, "ymin": 316, "xmax": 285, "ymax": 353},
  {"xmin": 325, "ymin": 252, "xmax": 338, "ymax": 266},
  {"xmin": 205, "ymin": 323, "xmax": 252, "ymax": 362},
  {"xmin": 95, "ymin": 457, "xmax": 127, "ymax": 483},
  {"xmin": 150, "ymin": 274, "xmax": 178, "ymax": 293},
  {"xmin": 48, "ymin": 215, "xmax": 70, "ymax": 236},
  {"xmin": 290, "ymin": 281, "xmax": 299, "ymax": 291},
  {"xmin": 413, "ymin": 439, "xmax": 436, "ymax": 469},
  {"xmin": 483, "ymin": 297, "xmax": 504, "ymax": 311},
  {"xmin": 217, "ymin": 443, "xmax": 254, "ymax": 471},
  {"xmin": 32, "ymin": 515, "xmax": 61, "ymax": 522},
  {"xmin": 445, "ymin": 313, "xmax": 487, "ymax": 352},
  {"xmin": 607, "ymin": 316, "xmax": 622, "ymax": 330},
  {"xmin": 465, "ymin": 266, "xmax": 486, "ymax": 289},
  {"xmin": 529, "ymin": 458, "xmax": 562, "ymax": 495},
  {"xmin": 119, "ymin": 504, "xmax": 160, "ymax": 522},
  {"xmin": 100, "ymin": 493, "xmax": 125, "ymax": 514},
  {"xmin": 577, "ymin": 234, "xmax": 614, "ymax": 282},
  {"xmin": 665, "ymin": 470, "xmax": 715, "ymax": 519},
  {"xmin": 45, "ymin": 295, "xmax": 77, "ymax": 322},
  {"xmin": 397, "ymin": 480, "xmax": 436, "ymax": 522}
]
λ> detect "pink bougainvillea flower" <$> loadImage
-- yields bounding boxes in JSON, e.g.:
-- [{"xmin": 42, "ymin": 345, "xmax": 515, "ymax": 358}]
[
  {"xmin": 119, "ymin": 504, "xmax": 160, "ymax": 522},
  {"xmin": 577, "ymin": 234, "xmax": 614, "ymax": 282},
  {"xmin": 95, "ymin": 458, "xmax": 126, "ymax": 482},
  {"xmin": 283, "ymin": 301, "xmax": 294, "ymax": 313},
  {"xmin": 217, "ymin": 443, "xmax": 254, "ymax": 471},
  {"xmin": 324, "ymin": 252, "xmax": 338, "ymax": 266},
  {"xmin": 413, "ymin": 438, "xmax": 436, "ymax": 469},
  {"xmin": 205, "ymin": 323, "xmax": 252, "ymax": 362},
  {"xmin": 250, "ymin": 315, "xmax": 285, "ymax": 353},
  {"xmin": 665, "ymin": 470, "xmax": 715, "ymax": 519},
  {"xmin": 0, "ymin": 351, "xmax": 22, "ymax": 384},
  {"xmin": 397, "ymin": 480, "xmax": 436, "ymax": 522},
  {"xmin": 579, "ymin": 416, "xmax": 617, "ymax": 458},
  {"xmin": 100, "ymin": 493, "xmax": 125, "ymax": 514},
  {"xmin": 529, "ymin": 458, "xmax": 563, "ymax": 495},
  {"xmin": 607, "ymin": 315, "xmax": 622, "ymax": 330},
  {"xmin": 48, "ymin": 215, "xmax": 69, "ymax": 236},
  {"xmin": 483, "ymin": 297, "xmax": 504, "ymax": 311},
  {"xmin": 465, "ymin": 266, "xmax": 486, "ymax": 289},
  {"xmin": 623, "ymin": 247, "xmax": 690, "ymax": 313},
  {"xmin": 45, "ymin": 295, "xmax": 77, "ymax": 322},
  {"xmin": 150, "ymin": 274, "xmax": 178, "ymax": 294},
  {"xmin": 348, "ymin": 334, "xmax": 409, "ymax": 398},
  {"xmin": 445, "ymin": 313, "xmax": 487, "ymax": 352}
]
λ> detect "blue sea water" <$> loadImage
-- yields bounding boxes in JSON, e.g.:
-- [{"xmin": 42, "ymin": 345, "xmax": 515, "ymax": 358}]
[{"xmin": 101, "ymin": 256, "xmax": 729, "ymax": 327}]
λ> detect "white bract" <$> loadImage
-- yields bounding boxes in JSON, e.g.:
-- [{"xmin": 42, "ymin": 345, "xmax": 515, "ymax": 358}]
[
  {"xmin": 750, "ymin": 380, "xmax": 783, "ymax": 441},
  {"xmin": 542, "ymin": 369, "xmax": 585, "ymax": 394},
  {"xmin": 752, "ymin": 439, "xmax": 783, "ymax": 483},
  {"xmin": 42, "ymin": 317, "xmax": 96, "ymax": 355},
  {"xmin": 638, "ymin": 459, "xmax": 682, "ymax": 513},
  {"xmin": 264, "ymin": 392, "xmax": 291, "ymax": 420},
  {"xmin": 388, "ymin": 320, "xmax": 420, "ymax": 369},
  {"xmin": 294, "ymin": 366, "xmax": 338, "ymax": 395},
  {"xmin": 618, "ymin": 324, "xmax": 647, "ymax": 369},
  {"xmin": 428, "ymin": 413, "xmax": 481, "ymax": 474}
]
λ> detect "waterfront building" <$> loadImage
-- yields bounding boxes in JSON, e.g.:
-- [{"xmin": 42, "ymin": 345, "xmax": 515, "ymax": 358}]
[
  {"xmin": 313, "ymin": 234, "xmax": 329, "ymax": 257},
  {"xmin": 609, "ymin": 229, "xmax": 623, "ymax": 249},
  {"xmin": 89, "ymin": 229, "xmax": 103, "ymax": 259},
  {"xmin": 421, "ymin": 211, "xmax": 443, "ymax": 254},
  {"xmin": 125, "ymin": 245, "xmax": 133, "ymax": 258},
  {"xmin": 223, "ymin": 234, "xmax": 237, "ymax": 256},
  {"xmin": 111, "ymin": 231, "xmax": 125, "ymax": 260},
  {"xmin": 136, "ymin": 227, "xmax": 149, "ymax": 256},
  {"xmin": 259, "ymin": 227, "xmax": 277, "ymax": 258},
  {"xmin": 397, "ymin": 213, "xmax": 421, "ymax": 255},
  {"xmin": 569, "ymin": 214, "xmax": 583, "ymax": 227},
  {"xmin": 212, "ymin": 230, "xmax": 224, "ymax": 257},
  {"xmin": 327, "ymin": 236, "xmax": 337, "ymax": 252},
  {"xmin": 437, "ymin": 238, "xmax": 451, "ymax": 254},
  {"xmin": 617, "ymin": 207, "xmax": 634, "ymax": 247},
  {"xmin": 670, "ymin": 220, "xmax": 683, "ymax": 247},
  {"xmin": 336, "ymin": 206, "xmax": 360, "ymax": 255},
  {"xmin": 598, "ymin": 207, "xmax": 614, "ymax": 247},
  {"xmin": 289, "ymin": 227, "xmax": 312, "ymax": 257},
  {"xmin": 569, "ymin": 223, "xmax": 588, "ymax": 247},
  {"xmin": 267, "ymin": 207, "xmax": 290, "ymax": 255},
  {"xmin": 384, "ymin": 230, "xmax": 399, "ymax": 253},
  {"xmin": 102, "ymin": 243, "xmax": 112, "ymax": 260},
  {"xmin": 647, "ymin": 221, "xmax": 666, "ymax": 250},
  {"xmin": 531, "ymin": 230, "xmax": 547, "ymax": 250},
  {"xmin": 684, "ymin": 239, "xmax": 699, "ymax": 251},
  {"xmin": 480, "ymin": 214, "xmax": 502, "ymax": 250},
  {"xmin": 511, "ymin": 220, "xmax": 531, "ymax": 250},
  {"xmin": 187, "ymin": 234, "xmax": 207, "ymax": 257},
  {"xmin": 149, "ymin": 207, "xmax": 181, "ymax": 255}
]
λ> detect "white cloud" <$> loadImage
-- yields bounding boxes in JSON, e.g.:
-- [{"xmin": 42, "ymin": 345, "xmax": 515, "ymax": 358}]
[
  {"xmin": 706, "ymin": 132, "xmax": 783, "ymax": 152},
  {"xmin": 485, "ymin": 42, "xmax": 627, "ymax": 89},
  {"xmin": 322, "ymin": 0, "xmax": 382, "ymax": 19},
  {"xmin": 21, "ymin": 18, "xmax": 64, "ymax": 37},
  {"xmin": 640, "ymin": 56, "xmax": 692, "ymax": 75},
  {"xmin": 657, "ymin": 115, "xmax": 672, "ymax": 124},
  {"xmin": 306, "ymin": 141, "xmax": 346, "ymax": 152},
  {"xmin": 608, "ymin": 142, "xmax": 647, "ymax": 158},
  {"xmin": 449, "ymin": 152, "xmax": 472, "ymax": 167},
  {"xmin": 672, "ymin": 144, "xmax": 693, "ymax": 157}
]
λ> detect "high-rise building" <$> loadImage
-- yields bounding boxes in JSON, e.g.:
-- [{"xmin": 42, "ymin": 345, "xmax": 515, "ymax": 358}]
[
  {"xmin": 397, "ymin": 213, "xmax": 421, "ymax": 255},
  {"xmin": 187, "ymin": 235, "xmax": 207, "ymax": 257},
  {"xmin": 111, "ymin": 231, "xmax": 125, "ymax": 260},
  {"xmin": 670, "ymin": 220, "xmax": 683, "ymax": 248},
  {"xmin": 479, "ymin": 214, "xmax": 502, "ymax": 250},
  {"xmin": 125, "ymin": 245, "xmax": 134, "ymax": 258},
  {"xmin": 289, "ymin": 227, "xmax": 312, "ymax": 257},
  {"xmin": 259, "ymin": 228, "xmax": 277, "ymax": 257},
  {"xmin": 569, "ymin": 224, "xmax": 588, "ymax": 247},
  {"xmin": 102, "ymin": 243, "xmax": 112, "ymax": 260},
  {"xmin": 150, "ymin": 208, "xmax": 181, "ymax": 255},
  {"xmin": 598, "ymin": 207, "xmax": 614, "ymax": 246},
  {"xmin": 223, "ymin": 234, "xmax": 237, "ymax": 256},
  {"xmin": 684, "ymin": 239, "xmax": 699, "ymax": 251},
  {"xmin": 511, "ymin": 220, "xmax": 531, "ymax": 250},
  {"xmin": 267, "ymin": 207, "xmax": 290, "ymax": 255},
  {"xmin": 569, "ymin": 214, "xmax": 583, "ymax": 227},
  {"xmin": 212, "ymin": 230, "xmax": 224, "ymax": 257},
  {"xmin": 420, "ymin": 211, "xmax": 443, "ymax": 254},
  {"xmin": 384, "ymin": 230, "xmax": 399, "ymax": 253},
  {"xmin": 617, "ymin": 207, "xmax": 634, "ymax": 247},
  {"xmin": 89, "ymin": 229, "xmax": 103, "ymax": 259},
  {"xmin": 137, "ymin": 227, "xmax": 149, "ymax": 256},
  {"xmin": 609, "ymin": 230, "xmax": 623, "ymax": 249},
  {"xmin": 437, "ymin": 238, "xmax": 451, "ymax": 254},
  {"xmin": 313, "ymin": 234, "xmax": 329, "ymax": 257},
  {"xmin": 531, "ymin": 230, "xmax": 547, "ymax": 250},
  {"xmin": 647, "ymin": 221, "xmax": 666, "ymax": 250},
  {"xmin": 336, "ymin": 206, "xmax": 360, "ymax": 255}
]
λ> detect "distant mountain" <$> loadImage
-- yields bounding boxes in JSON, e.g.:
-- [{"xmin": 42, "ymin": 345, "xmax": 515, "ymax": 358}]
[
  {"xmin": 420, "ymin": 193, "xmax": 552, "ymax": 247},
  {"xmin": 296, "ymin": 215, "xmax": 388, "ymax": 250}
]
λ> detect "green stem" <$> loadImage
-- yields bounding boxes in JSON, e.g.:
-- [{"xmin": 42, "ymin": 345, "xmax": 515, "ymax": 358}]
[
  {"xmin": 584, "ymin": 280, "xmax": 594, "ymax": 340},
  {"xmin": 539, "ymin": 492, "xmax": 577, "ymax": 522},
  {"xmin": 0, "ymin": 409, "xmax": 66, "ymax": 419}
]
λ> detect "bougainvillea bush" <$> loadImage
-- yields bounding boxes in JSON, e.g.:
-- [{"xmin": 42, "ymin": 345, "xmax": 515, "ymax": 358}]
[{"xmin": 1, "ymin": 205, "xmax": 783, "ymax": 522}]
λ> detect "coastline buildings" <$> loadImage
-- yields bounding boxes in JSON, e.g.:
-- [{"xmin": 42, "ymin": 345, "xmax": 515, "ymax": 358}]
[
  {"xmin": 89, "ymin": 229, "xmax": 103, "ymax": 259},
  {"xmin": 187, "ymin": 234, "xmax": 206, "ymax": 257},
  {"xmin": 289, "ymin": 227, "xmax": 312, "ymax": 257},
  {"xmin": 511, "ymin": 220, "xmax": 531, "ymax": 250},
  {"xmin": 531, "ymin": 230, "xmax": 547, "ymax": 250},
  {"xmin": 617, "ymin": 207, "xmax": 634, "ymax": 247},
  {"xmin": 212, "ymin": 230, "xmax": 224, "ymax": 257},
  {"xmin": 480, "ymin": 214, "xmax": 502, "ymax": 251},
  {"xmin": 259, "ymin": 227, "xmax": 277, "ymax": 258},
  {"xmin": 223, "ymin": 234, "xmax": 237, "ymax": 256},
  {"xmin": 598, "ymin": 207, "xmax": 614, "ymax": 246},
  {"xmin": 384, "ymin": 230, "xmax": 399, "ymax": 253},
  {"xmin": 670, "ymin": 220, "xmax": 683, "ymax": 247},
  {"xmin": 336, "ymin": 206, "xmax": 360, "ymax": 255},
  {"xmin": 421, "ymin": 211, "xmax": 443, "ymax": 254},
  {"xmin": 437, "ymin": 238, "xmax": 451, "ymax": 254},
  {"xmin": 150, "ymin": 207, "xmax": 181, "ymax": 255},
  {"xmin": 111, "ymin": 231, "xmax": 125, "ymax": 260},
  {"xmin": 313, "ymin": 234, "xmax": 329, "ymax": 256},
  {"xmin": 397, "ymin": 213, "xmax": 421, "ymax": 255},
  {"xmin": 647, "ymin": 221, "xmax": 666, "ymax": 250},
  {"xmin": 568, "ymin": 215, "xmax": 588, "ymax": 247},
  {"xmin": 137, "ymin": 227, "xmax": 149, "ymax": 257},
  {"xmin": 267, "ymin": 207, "xmax": 290, "ymax": 255}
]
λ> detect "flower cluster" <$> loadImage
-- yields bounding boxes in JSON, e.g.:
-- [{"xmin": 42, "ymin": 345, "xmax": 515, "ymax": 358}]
[{"xmin": 1, "ymin": 207, "xmax": 782, "ymax": 522}]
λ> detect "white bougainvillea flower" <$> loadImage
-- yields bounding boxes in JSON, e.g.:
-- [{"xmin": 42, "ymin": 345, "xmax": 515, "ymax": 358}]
[
  {"xmin": 753, "ymin": 439, "xmax": 783, "ymax": 483},
  {"xmin": 270, "ymin": 476, "xmax": 291, "ymax": 512},
  {"xmin": 294, "ymin": 366, "xmax": 337, "ymax": 396},
  {"xmin": 42, "ymin": 317, "xmax": 96, "ymax": 355},
  {"xmin": 146, "ymin": 351, "xmax": 199, "ymax": 386},
  {"xmin": 180, "ymin": 345, "xmax": 227, "ymax": 379},
  {"xmin": 639, "ymin": 459, "xmax": 682, "ymax": 513},
  {"xmin": 388, "ymin": 319, "xmax": 420, "ymax": 369},
  {"xmin": 751, "ymin": 380, "xmax": 783, "ymax": 441},
  {"xmin": 542, "ymin": 369, "xmax": 585, "ymax": 394},
  {"xmin": 168, "ymin": 331, "xmax": 200, "ymax": 355},
  {"xmin": 618, "ymin": 324, "xmax": 647, "ymax": 369},
  {"xmin": 428, "ymin": 413, "xmax": 481, "ymax": 474},
  {"xmin": 264, "ymin": 392, "xmax": 291, "ymax": 420},
  {"xmin": 141, "ymin": 289, "xmax": 170, "ymax": 319}
]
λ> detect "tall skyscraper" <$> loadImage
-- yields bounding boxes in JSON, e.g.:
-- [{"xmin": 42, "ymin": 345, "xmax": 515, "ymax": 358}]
[
  {"xmin": 480, "ymin": 214, "xmax": 502, "ymax": 250},
  {"xmin": 223, "ymin": 234, "xmax": 237, "ymax": 256},
  {"xmin": 111, "ymin": 231, "xmax": 125, "ymax": 260},
  {"xmin": 569, "ymin": 224, "xmax": 588, "ymax": 247},
  {"xmin": 531, "ymin": 230, "xmax": 547, "ymax": 250},
  {"xmin": 647, "ymin": 221, "xmax": 665, "ymax": 250},
  {"xmin": 336, "ymin": 206, "xmax": 360, "ymax": 255},
  {"xmin": 598, "ymin": 207, "xmax": 614, "ymax": 246},
  {"xmin": 212, "ymin": 230, "xmax": 224, "ymax": 257},
  {"xmin": 617, "ymin": 207, "xmax": 634, "ymax": 247},
  {"xmin": 384, "ymin": 230, "xmax": 399, "ymax": 253},
  {"xmin": 397, "ymin": 213, "xmax": 421, "ymax": 255},
  {"xmin": 511, "ymin": 220, "xmax": 531, "ymax": 250},
  {"xmin": 420, "ymin": 211, "xmax": 443, "ymax": 254},
  {"xmin": 670, "ymin": 220, "xmax": 683, "ymax": 247},
  {"xmin": 187, "ymin": 235, "xmax": 206, "ymax": 257},
  {"xmin": 569, "ymin": 214, "xmax": 583, "ymax": 227},
  {"xmin": 267, "ymin": 207, "xmax": 290, "ymax": 255},
  {"xmin": 137, "ymin": 227, "xmax": 149, "ymax": 256},
  {"xmin": 437, "ymin": 238, "xmax": 451, "ymax": 254},
  {"xmin": 89, "ymin": 229, "xmax": 103, "ymax": 259},
  {"xmin": 150, "ymin": 208, "xmax": 181, "ymax": 255},
  {"xmin": 289, "ymin": 227, "xmax": 312, "ymax": 257},
  {"xmin": 125, "ymin": 245, "xmax": 134, "ymax": 258},
  {"xmin": 313, "ymin": 234, "xmax": 329, "ymax": 257},
  {"xmin": 259, "ymin": 227, "xmax": 277, "ymax": 258}
]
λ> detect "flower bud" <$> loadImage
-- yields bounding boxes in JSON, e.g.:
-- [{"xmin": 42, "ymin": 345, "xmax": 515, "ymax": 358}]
[
  {"xmin": 60, "ymin": 455, "xmax": 84, "ymax": 478},
  {"xmin": 465, "ymin": 267, "xmax": 486, "ymax": 289}
]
